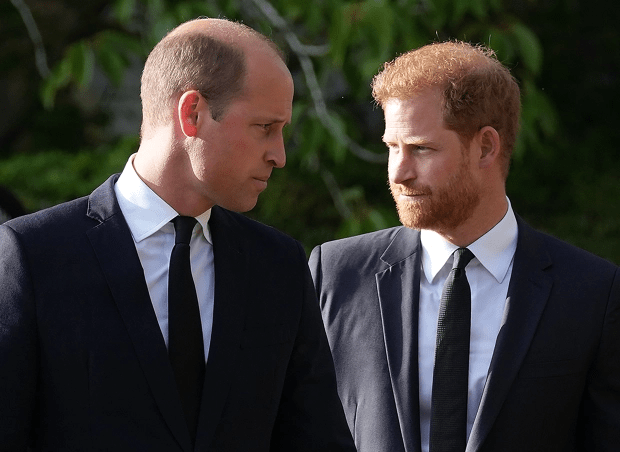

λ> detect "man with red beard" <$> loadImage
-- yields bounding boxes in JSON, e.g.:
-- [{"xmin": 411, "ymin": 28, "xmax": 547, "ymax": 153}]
[{"xmin": 309, "ymin": 41, "xmax": 620, "ymax": 452}]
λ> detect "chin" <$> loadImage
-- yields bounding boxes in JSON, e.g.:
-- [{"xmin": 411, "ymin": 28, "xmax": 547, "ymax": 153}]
[
  {"xmin": 395, "ymin": 201, "xmax": 448, "ymax": 231},
  {"xmin": 222, "ymin": 198, "xmax": 259, "ymax": 213}
]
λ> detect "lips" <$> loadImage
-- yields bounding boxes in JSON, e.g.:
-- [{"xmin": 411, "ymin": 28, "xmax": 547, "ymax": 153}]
[
  {"xmin": 252, "ymin": 176, "xmax": 270, "ymax": 191},
  {"xmin": 395, "ymin": 187, "xmax": 431, "ymax": 197}
]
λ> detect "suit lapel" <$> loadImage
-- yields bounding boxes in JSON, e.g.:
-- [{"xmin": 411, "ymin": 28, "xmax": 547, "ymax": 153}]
[
  {"xmin": 86, "ymin": 175, "xmax": 192, "ymax": 452},
  {"xmin": 195, "ymin": 206, "xmax": 249, "ymax": 451},
  {"xmin": 376, "ymin": 227, "xmax": 423, "ymax": 452},
  {"xmin": 467, "ymin": 218, "xmax": 553, "ymax": 452}
]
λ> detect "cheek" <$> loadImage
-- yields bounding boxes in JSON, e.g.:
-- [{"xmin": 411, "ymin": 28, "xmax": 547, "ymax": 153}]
[
  {"xmin": 227, "ymin": 136, "xmax": 253, "ymax": 162},
  {"xmin": 422, "ymin": 158, "xmax": 454, "ymax": 182},
  {"xmin": 186, "ymin": 142, "xmax": 210, "ymax": 177},
  {"xmin": 387, "ymin": 154, "xmax": 400, "ymax": 180}
]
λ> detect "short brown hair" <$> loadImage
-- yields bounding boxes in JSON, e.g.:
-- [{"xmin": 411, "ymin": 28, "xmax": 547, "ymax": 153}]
[
  {"xmin": 140, "ymin": 20, "xmax": 284, "ymax": 136},
  {"xmin": 372, "ymin": 41, "xmax": 521, "ymax": 178}
]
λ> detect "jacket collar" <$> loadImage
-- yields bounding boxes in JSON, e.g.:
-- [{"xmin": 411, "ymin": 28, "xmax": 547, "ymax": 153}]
[
  {"xmin": 377, "ymin": 226, "xmax": 424, "ymax": 452},
  {"xmin": 194, "ymin": 206, "xmax": 250, "ymax": 452},
  {"xmin": 86, "ymin": 175, "xmax": 194, "ymax": 451},
  {"xmin": 467, "ymin": 216, "xmax": 553, "ymax": 451}
]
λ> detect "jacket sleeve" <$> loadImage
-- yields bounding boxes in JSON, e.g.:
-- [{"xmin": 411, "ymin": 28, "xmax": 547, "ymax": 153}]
[
  {"xmin": 0, "ymin": 225, "xmax": 38, "ymax": 451},
  {"xmin": 269, "ymin": 242, "xmax": 356, "ymax": 452}
]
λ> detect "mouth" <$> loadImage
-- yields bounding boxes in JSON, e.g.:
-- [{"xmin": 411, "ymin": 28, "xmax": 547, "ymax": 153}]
[
  {"xmin": 398, "ymin": 191, "xmax": 430, "ymax": 199},
  {"xmin": 396, "ymin": 191, "xmax": 431, "ymax": 205},
  {"xmin": 253, "ymin": 177, "xmax": 270, "ymax": 190},
  {"xmin": 393, "ymin": 184, "xmax": 431, "ymax": 197}
]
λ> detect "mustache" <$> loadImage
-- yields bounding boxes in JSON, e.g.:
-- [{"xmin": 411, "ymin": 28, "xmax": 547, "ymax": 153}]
[{"xmin": 390, "ymin": 183, "xmax": 432, "ymax": 197}]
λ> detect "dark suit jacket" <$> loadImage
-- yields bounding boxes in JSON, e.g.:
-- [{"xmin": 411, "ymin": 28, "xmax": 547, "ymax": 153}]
[
  {"xmin": 0, "ymin": 175, "xmax": 355, "ymax": 452},
  {"xmin": 309, "ymin": 218, "xmax": 620, "ymax": 452}
]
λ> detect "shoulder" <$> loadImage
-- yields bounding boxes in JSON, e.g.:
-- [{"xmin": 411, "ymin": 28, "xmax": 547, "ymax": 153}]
[
  {"xmin": 518, "ymin": 217, "xmax": 617, "ymax": 269},
  {"xmin": 314, "ymin": 226, "xmax": 408, "ymax": 256},
  {"xmin": 0, "ymin": 197, "xmax": 94, "ymax": 283},
  {"xmin": 1, "ymin": 174, "xmax": 123, "ymax": 237},
  {"xmin": 2, "ymin": 196, "xmax": 91, "ymax": 239},
  {"xmin": 309, "ymin": 226, "xmax": 415, "ymax": 275},
  {"xmin": 312, "ymin": 226, "xmax": 410, "ymax": 260},
  {"xmin": 1, "ymin": 176, "xmax": 122, "ymax": 251},
  {"xmin": 516, "ymin": 217, "xmax": 619, "ymax": 281}
]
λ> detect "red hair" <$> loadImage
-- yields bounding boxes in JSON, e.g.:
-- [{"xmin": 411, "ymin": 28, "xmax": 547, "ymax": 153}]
[{"xmin": 372, "ymin": 41, "xmax": 521, "ymax": 178}]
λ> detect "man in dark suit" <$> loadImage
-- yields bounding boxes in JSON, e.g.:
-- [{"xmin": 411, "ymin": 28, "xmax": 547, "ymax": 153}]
[
  {"xmin": 0, "ymin": 18, "xmax": 355, "ymax": 451},
  {"xmin": 309, "ymin": 41, "xmax": 620, "ymax": 452}
]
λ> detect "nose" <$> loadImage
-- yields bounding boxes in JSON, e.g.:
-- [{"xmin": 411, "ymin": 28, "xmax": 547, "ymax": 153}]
[
  {"xmin": 267, "ymin": 133, "xmax": 286, "ymax": 168},
  {"xmin": 388, "ymin": 146, "xmax": 416, "ymax": 185}
]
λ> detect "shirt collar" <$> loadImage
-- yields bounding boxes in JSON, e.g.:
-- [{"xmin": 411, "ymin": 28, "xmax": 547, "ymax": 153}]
[
  {"xmin": 114, "ymin": 154, "xmax": 212, "ymax": 244},
  {"xmin": 420, "ymin": 198, "xmax": 518, "ymax": 284}
]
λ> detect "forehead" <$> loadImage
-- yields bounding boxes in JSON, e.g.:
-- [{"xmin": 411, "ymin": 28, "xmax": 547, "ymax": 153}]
[
  {"xmin": 229, "ymin": 53, "xmax": 294, "ymax": 122},
  {"xmin": 382, "ymin": 89, "xmax": 446, "ymax": 141},
  {"xmin": 239, "ymin": 51, "xmax": 293, "ymax": 117}
]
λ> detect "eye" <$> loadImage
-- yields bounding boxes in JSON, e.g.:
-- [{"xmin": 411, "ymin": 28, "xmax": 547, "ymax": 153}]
[
  {"xmin": 411, "ymin": 144, "xmax": 435, "ymax": 154},
  {"xmin": 256, "ymin": 123, "xmax": 272, "ymax": 131},
  {"xmin": 384, "ymin": 142, "xmax": 398, "ymax": 152}
]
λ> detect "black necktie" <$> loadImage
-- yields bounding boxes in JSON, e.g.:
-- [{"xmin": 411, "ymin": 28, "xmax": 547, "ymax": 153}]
[
  {"xmin": 430, "ymin": 247, "xmax": 475, "ymax": 452},
  {"xmin": 168, "ymin": 216, "xmax": 204, "ymax": 440}
]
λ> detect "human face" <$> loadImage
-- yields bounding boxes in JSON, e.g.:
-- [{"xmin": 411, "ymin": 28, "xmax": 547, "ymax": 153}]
[
  {"xmin": 188, "ymin": 52, "xmax": 293, "ymax": 213},
  {"xmin": 384, "ymin": 89, "xmax": 481, "ymax": 233}
]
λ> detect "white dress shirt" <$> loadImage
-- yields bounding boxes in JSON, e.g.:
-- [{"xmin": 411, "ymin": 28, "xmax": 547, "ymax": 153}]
[
  {"xmin": 114, "ymin": 155, "xmax": 215, "ymax": 362},
  {"xmin": 418, "ymin": 200, "xmax": 518, "ymax": 452}
]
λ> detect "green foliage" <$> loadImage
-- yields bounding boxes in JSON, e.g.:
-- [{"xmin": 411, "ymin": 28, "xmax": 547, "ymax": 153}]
[
  {"xmin": 510, "ymin": 22, "xmax": 543, "ymax": 74},
  {"xmin": 41, "ymin": 29, "xmax": 143, "ymax": 109},
  {"xmin": 114, "ymin": 0, "xmax": 138, "ymax": 25},
  {"xmin": 3, "ymin": 0, "xmax": 619, "ymax": 263},
  {"xmin": 0, "ymin": 137, "xmax": 136, "ymax": 212}
]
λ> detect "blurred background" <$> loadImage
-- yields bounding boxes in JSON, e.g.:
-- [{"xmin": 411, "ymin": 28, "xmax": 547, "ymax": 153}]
[{"xmin": 1, "ymin": 0, "xmax": 619, "ymax": 263}]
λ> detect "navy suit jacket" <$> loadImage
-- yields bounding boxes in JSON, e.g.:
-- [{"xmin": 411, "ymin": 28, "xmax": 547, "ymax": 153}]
[
  {"xmin": 0, "ymin": 175, "xmax": 355, "ymax": 452},
  {"xmin": 309, "ymin": 218, "xmax": 620, "ymax": 452}
]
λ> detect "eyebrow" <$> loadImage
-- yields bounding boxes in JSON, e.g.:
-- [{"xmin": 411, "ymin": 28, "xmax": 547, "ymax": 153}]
[
  {"xmin": 382, "ymin": 134, "xmax": 434, "ymax": 146},
  {"xmin": 255, "ymin": 115, "xmax": 292, "ymax": 126}
]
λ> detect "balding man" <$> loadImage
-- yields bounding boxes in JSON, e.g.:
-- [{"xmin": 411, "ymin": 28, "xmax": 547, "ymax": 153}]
[{"xmin": 0, "ymin": 18, "xmax": 355, "ymax": 452}]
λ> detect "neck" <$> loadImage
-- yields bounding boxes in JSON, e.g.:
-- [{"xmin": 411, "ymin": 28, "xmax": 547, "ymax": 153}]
[
  {"xmin": 133, "ymin": 129, "xmax": 213, "ymax": 217},
  {"xmin": 437, "ymin": 193, "xmax": 508, "ymax": 247}
]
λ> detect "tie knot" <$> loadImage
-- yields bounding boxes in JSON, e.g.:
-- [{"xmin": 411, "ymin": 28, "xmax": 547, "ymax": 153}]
[
  {"xmin": 452, "ymin": 247, "xmax": 474, "ymax": 270},
  {"xmin": 172, "ymin": 216, "xmax": 197, "ymax": 245}
]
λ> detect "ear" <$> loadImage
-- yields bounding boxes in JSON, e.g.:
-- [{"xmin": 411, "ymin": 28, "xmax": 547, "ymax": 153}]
[
  {"xmin": 476, "ymin": 126, "xmax": 501, "ymax": 169},
  {"xmin": 178, "ymin": 90, "xmax": 206, "ymax": 137}
]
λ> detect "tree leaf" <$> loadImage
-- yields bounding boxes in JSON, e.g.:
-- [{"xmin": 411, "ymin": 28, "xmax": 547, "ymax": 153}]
[
  {"xmin": 330, "ymin": 3, "xmax": 353, "ymax": 68},
  {"xmin": 39, "ymin": 56, "xmax": 73, "ymax": 109},
  {"xmin": 95, "ymin": 45, "xmax": 127, "ymax": 86},
  {"xmin": 511, "ymin": 22, "xmax": 543, "ymax": 75},
  {"xmin": 113, "ymin": 0, "xmax": 137, "ymax": 25},
  {"xmin": 98, "ymin": 30, "xmax": 143, "ymax": 56},
  {"xmin": 71, "ymin": 41, "xmax": 95, "ymax": 88}
]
